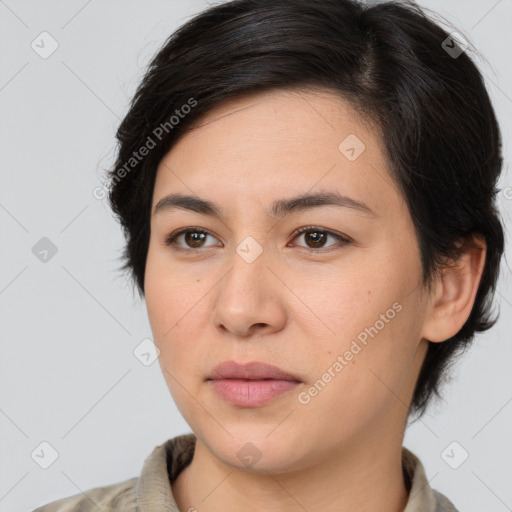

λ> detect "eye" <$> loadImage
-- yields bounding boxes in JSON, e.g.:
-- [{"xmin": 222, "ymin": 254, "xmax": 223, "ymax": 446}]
[
  {"xmin": 164, "ymin": 227, "xmax": 220, "ymax": 251},
  {"xmin": 164, "ymin": 225, "xmax": 352, "ymax": 253},
  {"xmin": 289, "ymin": 225, "xmax": 351, "ymax": 253}
]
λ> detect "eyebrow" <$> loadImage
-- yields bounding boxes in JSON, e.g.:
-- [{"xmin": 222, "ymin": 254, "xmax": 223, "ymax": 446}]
[{"xmin": 154, "ymin": 191, "xmax": 377, "ymax": 219}]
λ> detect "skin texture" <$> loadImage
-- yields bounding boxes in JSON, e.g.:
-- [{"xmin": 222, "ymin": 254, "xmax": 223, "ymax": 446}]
[{"xmin": 144, "ymin": 88, "xmax": 487, "ymax": 512}]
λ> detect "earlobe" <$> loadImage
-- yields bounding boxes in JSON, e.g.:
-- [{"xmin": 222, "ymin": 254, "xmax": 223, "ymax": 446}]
[{"xmin": 421, "ymin": 235, "xmax": 487, "ymax": 343}]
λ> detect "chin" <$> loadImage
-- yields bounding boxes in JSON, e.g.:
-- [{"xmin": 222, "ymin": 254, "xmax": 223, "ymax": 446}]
[{"xmin": 203, "ymin": 428, "xmax": 308, "ymax": 474}]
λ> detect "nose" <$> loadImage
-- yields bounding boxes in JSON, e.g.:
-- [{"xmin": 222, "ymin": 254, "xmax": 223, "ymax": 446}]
[{"xmin": 211, "ymin": 242, "xmax": 287, "ymax": 338}]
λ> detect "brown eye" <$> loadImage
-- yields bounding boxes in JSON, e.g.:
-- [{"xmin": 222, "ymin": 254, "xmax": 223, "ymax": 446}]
[
  {"xmin": 165, "ymin": 227, "xmax": 219, "ymax": 250},
  {"xmin": 291, "ymin": 226, "xmax": 351, "ymax": 253}
]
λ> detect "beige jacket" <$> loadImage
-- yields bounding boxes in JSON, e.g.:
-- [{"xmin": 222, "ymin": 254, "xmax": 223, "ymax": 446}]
[{"xmin": 32, "ymin": 433, "xmax": 459, "ymax": 512}]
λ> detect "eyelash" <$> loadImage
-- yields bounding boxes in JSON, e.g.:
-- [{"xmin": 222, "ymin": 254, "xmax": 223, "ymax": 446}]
[{"xmin": 164, "ymin": 225, "xmax": 352, "ymax": 254}]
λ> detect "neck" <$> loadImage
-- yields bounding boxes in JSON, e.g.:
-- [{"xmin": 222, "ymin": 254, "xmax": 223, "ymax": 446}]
[{"xmin": 172, "ymin": 421, "xmax": 409, "ymax": 512}]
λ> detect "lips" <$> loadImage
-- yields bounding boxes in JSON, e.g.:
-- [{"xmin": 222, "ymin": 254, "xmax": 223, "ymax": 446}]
[
  {"xmin": 207, "ymin": 360, "xmax": 301, "ymax": 407},
  {"xmin": 207, "ymin": 360, "xmax": 301, "ymax": 382}
]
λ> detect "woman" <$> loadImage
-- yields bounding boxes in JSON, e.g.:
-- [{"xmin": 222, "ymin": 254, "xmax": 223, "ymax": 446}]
[{"xmin": 33, "ymin": 0, "xmax": 504, "ymax": 511}]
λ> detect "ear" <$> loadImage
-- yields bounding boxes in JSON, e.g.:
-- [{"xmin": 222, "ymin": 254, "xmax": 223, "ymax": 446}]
[{"xmin": 421, "ymin": 234, "xmax": 487, "ymax": 343}]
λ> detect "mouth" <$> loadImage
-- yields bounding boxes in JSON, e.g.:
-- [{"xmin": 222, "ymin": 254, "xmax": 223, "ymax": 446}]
[{"xmin": 206, "ymin": 360, "xmax": 302, "ymax": 407}]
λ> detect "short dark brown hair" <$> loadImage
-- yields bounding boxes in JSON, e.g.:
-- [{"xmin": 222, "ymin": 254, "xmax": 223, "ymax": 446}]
[{"xmin": 107, "ymin": 0, "xmax": 505, "ymax": 419}]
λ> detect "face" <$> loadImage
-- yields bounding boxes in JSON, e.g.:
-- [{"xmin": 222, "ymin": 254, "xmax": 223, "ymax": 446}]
[{"xmin": 145, "ymin": 88, "xmax": 431, "ymax": 473}]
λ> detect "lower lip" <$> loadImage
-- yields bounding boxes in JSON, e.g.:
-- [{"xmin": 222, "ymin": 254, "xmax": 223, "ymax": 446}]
[{"xmin": 209, "ymin": 378, "xmax": 300, "ymax": 407}]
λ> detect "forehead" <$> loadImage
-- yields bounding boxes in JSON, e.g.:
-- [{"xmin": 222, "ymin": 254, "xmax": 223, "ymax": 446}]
[{"xmin": 153, "ymin": 88, "xmax": 400, "ymax": 218}]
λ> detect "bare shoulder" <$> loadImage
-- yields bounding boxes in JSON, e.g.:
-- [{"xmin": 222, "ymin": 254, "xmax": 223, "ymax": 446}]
[{"xmin": 31, "ymin": 476, "xmax": 138, "ymax": 512}]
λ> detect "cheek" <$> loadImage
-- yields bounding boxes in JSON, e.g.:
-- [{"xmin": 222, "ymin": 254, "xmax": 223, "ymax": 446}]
[
  {"xmin": 297, "ymin": 303, "xmax": 419, "ymax": 445},
  {"xmin": 145, "ymin": 273, "xmax": 203, "ymax": 416},
  {"xmin": 296, "ymin": 264, "xmax": 421, "ymax": 412},
  {"xmin": 144, "ymin": 249, "xmax": 209, "ymax": 371},
  {"xmin": 144, "ymin": 245, "xmax": 194, "ymax": 338},
  {"xmin": 284, "ymin": 263, "xmax": 392, "ymax": 345}
]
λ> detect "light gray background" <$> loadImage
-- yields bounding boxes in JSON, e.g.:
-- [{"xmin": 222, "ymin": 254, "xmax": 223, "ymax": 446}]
[{"xmin": 1, "ymin": 1, "xmax": 511, "ymax": 511}]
